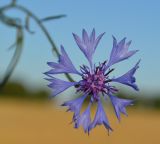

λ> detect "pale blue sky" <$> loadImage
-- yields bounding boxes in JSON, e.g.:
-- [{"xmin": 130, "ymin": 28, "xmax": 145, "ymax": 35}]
[{"xmin": 0, "ymin": 0, "xmax": 160, "ymax": 94}]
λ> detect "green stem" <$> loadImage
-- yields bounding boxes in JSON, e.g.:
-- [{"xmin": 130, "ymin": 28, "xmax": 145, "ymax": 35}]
[
  {"xmin": 0, "ymin": 28, "xmax": 23, "ymax": 88},
  {"xmin": 0, "ymin": 3, "xmax": 74, "ymax": 83}
]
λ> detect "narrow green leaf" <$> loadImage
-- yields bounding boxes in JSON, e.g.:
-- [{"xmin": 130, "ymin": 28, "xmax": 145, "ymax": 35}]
[
  {"xmin": 7, "ymin": 42, "xmax": 17, "ymax": 50},
  {"xmin": 0, "ymin": 13, "xmax": 21, "ymax": 28},
  {"xmin": 40, "ymin": 15, "xmax": 66, "ymax": 22},
  {"xmin": 25, "ymin": 14, "xmax": 35, "ymax": 34}
]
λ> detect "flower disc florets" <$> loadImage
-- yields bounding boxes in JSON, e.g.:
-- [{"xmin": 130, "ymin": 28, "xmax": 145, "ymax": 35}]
[{"xmin": 77, "ymin": 61, "xmax": 115, "ymax": 101}]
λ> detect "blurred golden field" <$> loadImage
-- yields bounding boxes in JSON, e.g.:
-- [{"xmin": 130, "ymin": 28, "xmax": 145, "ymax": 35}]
[{"xmin": 0, "ymin": 98, "xmax": 160, "ymax": 144}]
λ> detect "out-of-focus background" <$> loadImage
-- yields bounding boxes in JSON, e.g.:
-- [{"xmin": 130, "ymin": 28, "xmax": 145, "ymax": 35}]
[{"xmin": 0, "ymin": 0, "xmax": 160, "ymax": 144}]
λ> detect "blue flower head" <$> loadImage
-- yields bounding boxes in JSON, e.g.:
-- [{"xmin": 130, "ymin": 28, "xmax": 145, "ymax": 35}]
[{"xmin": 45, "ymin": 29, "xmax": 140, "ymax": 134}]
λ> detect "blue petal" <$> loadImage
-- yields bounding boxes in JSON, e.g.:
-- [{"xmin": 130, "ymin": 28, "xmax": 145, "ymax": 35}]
[
  {"xmin": 45, "ymin": 77, "xmax": 78, "ymax": 97},
  {"xmin": 109, "ymin": 94, "xmax": 134, "ymax": 121},
  {"xmin": 73, "ymin": 29, "xmax": 105, "ymax": 68},
  {"xmin": 107, "ymin": 36, "xmax": 138, "ymax": 67},
  {"xmin": 62, "ymin": 94, "xmax": 88, "ymax": 122},
  {"xmin": 46, "ymin": 45, "xmax": 81, "ymax": 75},
  {"xmin": 89, "ymin": 101, "xmax": 112, "ymax": 133},
  {"xmin": 75, "ymin": 103, "xmax": 91, "ymax": 133},
  {"xmin": 111, "ymin": 60, "xmax": 140, "ymax": 91}
]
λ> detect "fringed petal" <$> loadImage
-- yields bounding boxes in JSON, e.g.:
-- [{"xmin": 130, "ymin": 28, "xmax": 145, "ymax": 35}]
[
  {"xmin": 111, "ymin": 60, "xmax": 140, "ymax": 91},
  {"xmin": 107, "ymin": 36, "xmax": 138, "ymax": 67},
  {"xmin": 109, "ymin": 94, "xmax": 134, "ymax": 121}
]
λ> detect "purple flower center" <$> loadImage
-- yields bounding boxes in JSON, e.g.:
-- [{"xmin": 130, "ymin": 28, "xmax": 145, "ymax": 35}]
[{"xmin": 77, "ymin": 61, "xmax": 115, "ymax": 101}]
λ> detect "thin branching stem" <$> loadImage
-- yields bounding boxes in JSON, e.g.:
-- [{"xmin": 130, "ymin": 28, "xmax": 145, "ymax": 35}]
[{"xmin": 0, "ymin": 1, "xmax": 74, "ymax": 88}]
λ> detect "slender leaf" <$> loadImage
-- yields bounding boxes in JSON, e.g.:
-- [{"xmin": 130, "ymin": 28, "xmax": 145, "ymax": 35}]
[
  {"xmin": 40, "ymin": 15, "xmax": 66, "ymax": 22},
  {"xmin": 25, "ymin": 14, "xmax": 35, "ymax": 34},
  {"xmin": 0, "ymin": 12, "xmax": 21, "ymax": 28}
]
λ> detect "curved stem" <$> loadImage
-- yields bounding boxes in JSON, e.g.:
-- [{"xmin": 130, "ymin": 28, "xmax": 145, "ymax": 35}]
[
  {"xmin": 16, "ymin": 5, "xmax": 60, "ymax": 56},
  {"xmin": 0, "ymin": 28, "xmax": 23, "ymax": 88},
  {"xmin": 1, "ymin": 3, "xmax": 74, "ymax": 82}
]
